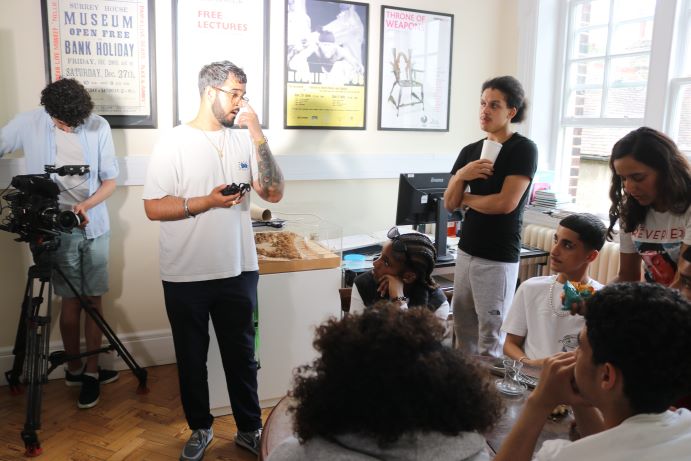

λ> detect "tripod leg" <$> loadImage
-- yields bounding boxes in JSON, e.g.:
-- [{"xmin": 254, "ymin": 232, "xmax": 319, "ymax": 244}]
[
  {"xmin": 5, "ymin": 276, "xmax": 34, "ymax": 395},
  {"xmin": 20, "ymin": 273, "xmax": 50, "ymax": 457},
  {"xmin": 53, "ymin": 266, "xmax": 149, "ymax": 393}
]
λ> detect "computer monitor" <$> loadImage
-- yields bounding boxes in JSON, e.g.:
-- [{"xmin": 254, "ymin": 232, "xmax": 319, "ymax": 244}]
[{"xmin": 395, "ymin": 172, "xmax": 459, "ymax": 262}]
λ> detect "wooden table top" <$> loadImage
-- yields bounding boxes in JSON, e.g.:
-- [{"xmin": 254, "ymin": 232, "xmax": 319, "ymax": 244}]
[
  {"xmin": 260, "ymin": 396, "xmax": 294, "ymax": 460},
  {"xmin": 474, "ymin": 355, "xmax": 573, "ymax": 455}
]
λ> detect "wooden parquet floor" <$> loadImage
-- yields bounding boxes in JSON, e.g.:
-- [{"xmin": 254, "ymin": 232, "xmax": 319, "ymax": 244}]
[{"xmin": 0, "ymin": 364, "xmax": 272, "ymax": 460}]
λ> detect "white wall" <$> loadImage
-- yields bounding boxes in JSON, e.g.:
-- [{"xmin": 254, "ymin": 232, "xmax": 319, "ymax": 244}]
[{"xmin": 0, "ymin": 0, "xmax": 520, "ymax": 358}]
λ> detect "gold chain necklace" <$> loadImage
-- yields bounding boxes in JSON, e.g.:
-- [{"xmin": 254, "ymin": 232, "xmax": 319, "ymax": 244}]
[{"xmin": 200, "ymin": 128, "xmax": 226, "ymax": 158}]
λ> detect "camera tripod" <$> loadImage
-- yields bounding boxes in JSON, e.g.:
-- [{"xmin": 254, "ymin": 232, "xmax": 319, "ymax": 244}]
[{"xmin": 4, "ymin": 249, "xmax": 148, "ymax": 457}]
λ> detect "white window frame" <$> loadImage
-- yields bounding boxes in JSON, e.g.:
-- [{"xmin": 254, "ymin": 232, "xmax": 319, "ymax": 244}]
[
  {"xmin": 665, "ymin": 0, "xmax": 691, "ymax": 156},
  {"xmin": 519, "ymin": 0, "xmax": 684, "ymax": 200}
]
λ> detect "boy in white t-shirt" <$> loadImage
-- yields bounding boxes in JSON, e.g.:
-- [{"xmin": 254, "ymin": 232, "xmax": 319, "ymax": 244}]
[
  {"xmin": 502, "ymin": 213, "xmax": 606, "ymax": 367},
  {"xmin": 494, "ymin": 283, "xmax": 691, "ymax": 461}
]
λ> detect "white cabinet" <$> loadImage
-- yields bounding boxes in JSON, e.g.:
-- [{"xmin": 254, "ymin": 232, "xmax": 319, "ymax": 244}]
[{"xmin": 208, "ymin": 267, "xmax": 341, "ymax": 415}]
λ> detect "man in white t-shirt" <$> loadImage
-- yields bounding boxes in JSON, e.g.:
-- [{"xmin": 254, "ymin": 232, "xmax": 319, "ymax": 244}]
[
  {"xmin": 494, "ymin": 282, "xmax": 691, "ymax": 461},
  {"xmin": 502, "ymin": 213, "xmax": 606, "ymax": 367},
  {"xmin": 143, "ymin": 61, "xmax": 284, "ymax": 461}
]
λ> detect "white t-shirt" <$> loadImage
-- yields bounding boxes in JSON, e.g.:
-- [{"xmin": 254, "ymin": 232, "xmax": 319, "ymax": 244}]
[
  {"xmin": 143, "ymin": 125, "xmax": 259, "ymax": 282},
  {"xmin": 54, "ymin": 127, "xmax": 89, "ymax": 209},
  {"xmin": 619, "ymin": 207, "xmax": 691, "ymax": 286},
  {"xmin": 533, "ymin": 409, "xmax": 691, "ymax": 461},
  {"xmin": 501, "ymin": 275, "xmax": 602, "ymax": 360}
]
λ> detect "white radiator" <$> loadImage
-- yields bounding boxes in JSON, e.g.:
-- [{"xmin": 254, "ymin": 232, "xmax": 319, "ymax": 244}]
[{"xmin": 521, "ymin": 224, "xmax": 620, "ymax": 284}]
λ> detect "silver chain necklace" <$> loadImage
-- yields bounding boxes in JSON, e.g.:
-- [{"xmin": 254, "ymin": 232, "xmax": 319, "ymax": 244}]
[{"xmin": 549, "ymin": 276, "xmax": 570, "ymax": 317}]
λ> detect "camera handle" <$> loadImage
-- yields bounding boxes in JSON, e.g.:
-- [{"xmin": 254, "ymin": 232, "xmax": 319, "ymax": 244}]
[{"xmin": 5, "ymin": 256, "xmax": 148, "ymax": 456}]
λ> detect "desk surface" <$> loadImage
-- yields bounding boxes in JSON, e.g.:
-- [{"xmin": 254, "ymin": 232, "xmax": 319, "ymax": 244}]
[
  {"xmin": 474, "ymin": 356, "xmax": 573, "ymax": 455},
  {"xmin": 260, "ymin": 396, "xmax": 294, "ymax": 460},
  {"xmin": 343, "ymin": 244, "xmax": 550, "ymax": 280}
]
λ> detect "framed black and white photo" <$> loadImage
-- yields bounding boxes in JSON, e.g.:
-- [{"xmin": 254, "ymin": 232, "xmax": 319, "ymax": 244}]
[
  {"xmin": 173, "ymin": 0, "xmax": 269, "ymax": 127},
  {"xmin": 285, "ymin": 0, "xmax": 368, "ymax": 129},
  {"xmin": 378, "ymin": 6, "xmax": 453, "ymax": 131},
  {"xmin": 42, "ymin": 0, "xmax": 157, "ymax": 128}
]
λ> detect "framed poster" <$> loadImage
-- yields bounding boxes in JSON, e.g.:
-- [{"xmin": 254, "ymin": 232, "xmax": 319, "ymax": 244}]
[
  {"xmin": 378, "ymin": 6, "xmax": 453, "ymax": 131},
  {"xmin": 285, "ymin": 0, "xmax": 368, "ymax": 129},
  {"xmin": 41, "ymin": 0, "xmax": 157, "ymax": 128},
  {"xmin": 173, "ymin": 0, "xmax": 269, "ymax": 127}
]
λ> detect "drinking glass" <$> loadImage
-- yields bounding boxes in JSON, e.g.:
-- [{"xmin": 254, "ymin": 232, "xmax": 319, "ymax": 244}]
[{"xmin": 495, "ymin": 358, "xmax": 527, "ymax": 396}]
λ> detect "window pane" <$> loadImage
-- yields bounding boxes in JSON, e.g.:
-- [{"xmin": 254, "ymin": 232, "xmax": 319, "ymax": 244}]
[
  {"xmin": 569, "ymin": 60, "xmax": 605, "ymax": 86},
  {"xmin": 611, "ymin": 20, "xmax": 654, "ymax": 53},
  {"xmin": 571, "ymin": 27, "xmax": 609, "ymax": 58},
  {"xmin": 605, "ymin": 86, "xmax": 647, "ymax": 117},
  {"xmin": 562, "ymin": 126, "xmax": 632, "ymax": 214},
  {"xmin": 573, "ymin": 0, "xmax": 610, "ymax": 28},
  {"xmin": 565, "ymin": 89, "xmax": 603, "ymax": 117},
  {"xmin": 682, "ymin": 14, "xmax": 691, "ymax": 77},
  {"xmin": 609, "ymin": 55, "xmax": 650, "ymax": 84},
  {"xmin": 672, "ymin": 84, "xmax": 691, "ymax": 154},
  {"xmin": 612, "ymin": 0, "xmax": 656, "ymax": 22}
]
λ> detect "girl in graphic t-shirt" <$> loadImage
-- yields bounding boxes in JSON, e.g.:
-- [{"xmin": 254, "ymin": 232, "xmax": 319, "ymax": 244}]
[{"xmin": 608, "ymin": 127, "xmax": 691, "ymax": 286}]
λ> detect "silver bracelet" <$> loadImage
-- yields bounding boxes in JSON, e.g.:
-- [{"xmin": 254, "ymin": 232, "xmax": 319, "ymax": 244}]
[{"xmin": 183, "ymin": 198, "xmax": 192, "ymax": 218}]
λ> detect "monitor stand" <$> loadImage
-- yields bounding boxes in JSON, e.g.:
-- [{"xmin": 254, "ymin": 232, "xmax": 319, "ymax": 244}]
[{"xmin": 433, "ymin": 196, "xmax": 454, "ymax": 263}]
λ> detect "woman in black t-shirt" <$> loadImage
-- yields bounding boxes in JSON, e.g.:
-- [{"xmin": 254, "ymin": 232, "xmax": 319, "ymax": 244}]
[{"xmin": 443, "ymin": 76, "xmax": 538, "ymax": 357}]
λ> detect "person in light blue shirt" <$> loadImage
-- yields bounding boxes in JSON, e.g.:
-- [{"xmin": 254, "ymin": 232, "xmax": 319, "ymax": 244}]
[{"xmin": 0, "ymin": 78, "xmax": 119, "ymax": 409}]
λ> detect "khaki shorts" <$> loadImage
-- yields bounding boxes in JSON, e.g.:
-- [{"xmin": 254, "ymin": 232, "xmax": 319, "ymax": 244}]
[{"xmin": 50, "ymin": 230, "xmax": 110, "ymax": 297}]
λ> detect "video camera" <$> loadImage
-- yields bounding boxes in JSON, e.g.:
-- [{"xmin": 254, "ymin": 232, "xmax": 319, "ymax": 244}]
[{"xmin": 0, "ymin": 165, "xmax": 89, "ymax": 251}]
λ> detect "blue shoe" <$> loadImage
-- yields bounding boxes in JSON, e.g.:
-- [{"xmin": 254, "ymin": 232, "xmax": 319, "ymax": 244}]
[
  {"xmin": 234, "ymin": 428, "xmax": 262, "ymax": 456},
  {"xmin": 180, "ymin": 427, "xmax": 213, "ymax": 461}
]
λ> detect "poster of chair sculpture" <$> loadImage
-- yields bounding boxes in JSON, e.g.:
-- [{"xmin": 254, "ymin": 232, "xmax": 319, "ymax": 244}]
[{"xmin": 378, "ymin": 6, "xmax": 453, "ymax": 131}]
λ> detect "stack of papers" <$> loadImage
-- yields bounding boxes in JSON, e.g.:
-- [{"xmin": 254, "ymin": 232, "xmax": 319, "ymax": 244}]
[{"xmin": 531, "ymin": 190, "xmax": 573, "ymax": 211}]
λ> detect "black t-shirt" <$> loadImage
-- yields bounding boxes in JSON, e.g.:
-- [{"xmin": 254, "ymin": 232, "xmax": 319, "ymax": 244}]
[{"xmin": 450, "ymin": 133, "xmax": 538, "ymax": 262}]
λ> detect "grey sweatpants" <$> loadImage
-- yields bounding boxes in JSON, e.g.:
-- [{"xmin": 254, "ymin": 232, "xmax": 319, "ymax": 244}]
[{"xmin": 452, "ymin": 250, "xmax": 519, "ymax": 357}]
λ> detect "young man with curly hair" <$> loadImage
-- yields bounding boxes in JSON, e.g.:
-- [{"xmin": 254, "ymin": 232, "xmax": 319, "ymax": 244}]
[
  {"xmin": 0, "ymin": 78, "xmax": 119, "ymax": 409},
  {"xmin": 268, "ymin": 304, "xmax": 503, "ymax": 460},
  {"xmin": 495, "ymin": 283, "xmax": 691, "ymax": 461}
]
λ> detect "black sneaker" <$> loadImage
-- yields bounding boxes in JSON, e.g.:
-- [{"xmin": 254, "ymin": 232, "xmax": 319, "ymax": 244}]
[
  {"xmin": 78, "ymin": 375, "xmax": 100, "ymax": 409},
  {"xmin": 65, "ymin": 367, "xmax": 119, "ymax": 387},
  {"xmin": 180, "ymin": 427, "xmax": 213, "ymax": 461},
  {"xmin": 65, "ymin": 368, "xmax": 84, "ymax": 387},
  {"xmin": 97, "ymin": 367, "xmax": 119, "ymax": 384},
  {"xmin": 234, "ymin": 428, "xmax": 262, "ymax": 456}
]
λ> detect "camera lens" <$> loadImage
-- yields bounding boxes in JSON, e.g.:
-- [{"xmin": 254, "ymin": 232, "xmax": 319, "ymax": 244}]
[{"xmin": 57, "ymin": 210, "xmax": 81, "ymax": 230}]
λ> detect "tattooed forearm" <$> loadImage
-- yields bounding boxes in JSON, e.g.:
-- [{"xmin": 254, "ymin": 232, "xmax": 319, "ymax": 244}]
[{"xmin": 256, "ymin": 142, "xmax": 285, "ymax": 201}]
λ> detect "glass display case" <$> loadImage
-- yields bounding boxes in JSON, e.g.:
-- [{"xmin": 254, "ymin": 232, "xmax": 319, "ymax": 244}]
[{"xmin": 253, "ymin": 214, "xmax": 342, "ymax": 274}]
